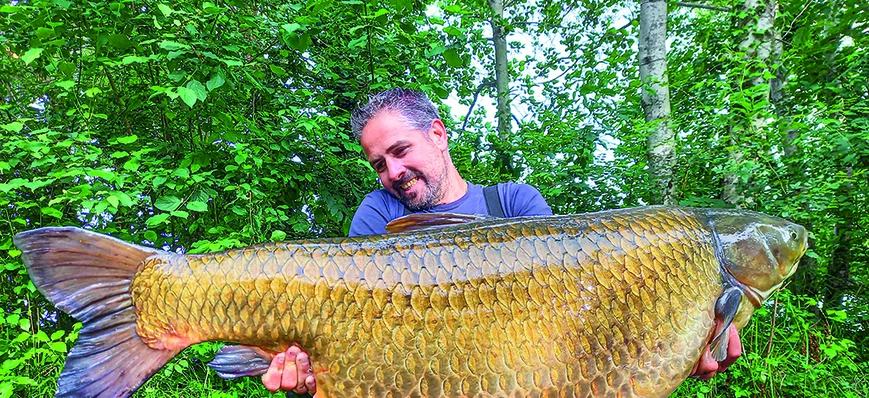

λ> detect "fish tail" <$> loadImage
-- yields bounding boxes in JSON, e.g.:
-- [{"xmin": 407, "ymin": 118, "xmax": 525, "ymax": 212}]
[{"xmin": 14, "ymin": 227, "xmax": 180, "ymax": 398}]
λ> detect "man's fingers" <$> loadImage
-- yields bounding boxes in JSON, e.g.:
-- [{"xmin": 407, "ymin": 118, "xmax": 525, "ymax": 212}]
[
  {"xmin": 305, "ymin": 375, "xmax": 317, "ymax": 394},
  {"xmin": 294, "ymin": 351, "xmax": 315, "ymax": 394},
  {"xmin": 262, "ymin": 353, "xmax": 286, "ymax": 392},
  {"xmin": 690, "ymin": 348, "xmax": 719, "ymax": 380},
  {"xmin": 282, "ymin": 346, "xmax": 300, "ymax": 391}
]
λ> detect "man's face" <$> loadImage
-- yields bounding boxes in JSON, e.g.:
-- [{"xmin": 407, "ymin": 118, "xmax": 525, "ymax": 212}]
[{"xmin": 360, "ymin": 110, "xmax": 449, "ymax": 210}]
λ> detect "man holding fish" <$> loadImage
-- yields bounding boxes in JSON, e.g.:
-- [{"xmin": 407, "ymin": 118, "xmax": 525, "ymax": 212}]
[{"xmin": 262, "ymin": 88, "xmax": 743, "ymax": 395}]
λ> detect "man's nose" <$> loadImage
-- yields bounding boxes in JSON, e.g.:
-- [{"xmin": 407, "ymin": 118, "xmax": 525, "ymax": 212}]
[{"xmin": 386, "ymin": 158, "xmax": 406, "ymax": 181}]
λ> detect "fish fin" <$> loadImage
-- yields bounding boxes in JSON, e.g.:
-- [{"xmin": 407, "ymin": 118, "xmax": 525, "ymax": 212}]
[
  {"xmin": 208, "ymin": 345, "xmax": 274, "ymax": 379},
  {"xmin": 57, "ymin": 308, "xmax": 181, "ymax": 397},
  {"xmin": 13, "ymin": 227, "xmax": 177, "ymax": 398},
  {"xmin": 711, "ymin": 286, "xmax": 743, "ymax": 361},
  {"xmin": 385, "ymin": 212, "xmax": 493, "ymax": 233}
]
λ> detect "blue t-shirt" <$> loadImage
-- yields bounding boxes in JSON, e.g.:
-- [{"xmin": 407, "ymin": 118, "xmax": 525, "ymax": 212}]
[{"xmin": 348, "ymin": 182, "xmax": 552, "ymax": 236}]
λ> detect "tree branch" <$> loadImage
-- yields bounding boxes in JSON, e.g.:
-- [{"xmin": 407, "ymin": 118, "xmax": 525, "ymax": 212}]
[{"xmin": 461, "ymin": 81, "xmax": 495, "ymax": 131}]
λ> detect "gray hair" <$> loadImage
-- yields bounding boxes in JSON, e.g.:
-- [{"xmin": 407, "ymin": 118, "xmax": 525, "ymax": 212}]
[{"xmin": 350, "ymin": 88, "xmax": 441, "ymax": 140}]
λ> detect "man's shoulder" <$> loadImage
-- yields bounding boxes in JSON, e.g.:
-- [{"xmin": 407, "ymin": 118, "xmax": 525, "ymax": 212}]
[
  {"xmin": 349, "ymin": 190, "xmax": 404, "ymax": 236},
  {"xmin": 362, "ymin": 189, "xmax": 399, "ymax": 203},
  {"xmin": 495, "ymin": 181, "xmax": 545, "ymax": 200},
  {"xmin": 494, "ymin": 181, "xmax": 552, "ymax": 217}
]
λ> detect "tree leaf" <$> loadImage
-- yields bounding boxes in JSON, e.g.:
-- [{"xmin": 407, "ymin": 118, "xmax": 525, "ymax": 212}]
[
  {"xmin": 48, "ymin": 341, "xmax": 67, "ymax": 353},
  {"xmin": 154, "ymin": 196, "xmax": 182, "ymax": 211},
  {"xmin": 269, "ymin": 64, "xmax": 288, "ymax": 77},
  {"xmin": 55, "ymin": 80, "xmax": 75, "ymax": 90},
  {"xmin": 186, "ymin": 80, "xmax": 208, "ymax": 101},
  {"xmin": 443, "ymin": 48, "xmax": 462, "ymax": 67},
  {"xmin": 41, "ymin": 207, "xmax": 63, "ymax": 219},
  {"xmin": 186, "ymin": 201, "xmax": 208, "ymax": 212},
  {"xmin": 177, "ymin": 86, "xmax": 197, "ymax": 107},
  {"xmin": 348, "ymin": 34, "xmax": 367, "ymax": 49},
  {"xmin": 157, "ymin": 4, "xmax": 173, "ymax": 17},
  {"xmin": 206, "ymin": 73, "xmax": 225, "ymax": 91},
  {"xmin": 1, "ymin": 122, "xmax": 23, "ymax": 133},
  {"xmin": 107, "ymin": 195, "xmax": 120, "ymax": 208},
  {"xmin": 159, "ymin": 40, "xmax": 189, "ymax": 51},
  {"xmin": 282, "ymin": 23, "xmax": 302, "ymax": 34},
  {"xmin": 123, "ymin": 158, "xmax": 140, "ymax": 171},
  {"xmin": 22, "ymin": 48, "xmax": 43, "ymax": 65},
  {"xmin": 171, "ymin": 210, "xmax": 189, "ymax": 219},
  {"xmin": 271, "ymin": 230, "xmax": 287, "ymax": 241},
  {"xmin": 25, "ymin": 179, "xmax": 53, "ymax": 190},
  {"xmin": 144, "ymin": 230, "xmax": 158, "ymax": 242},
  {"xmin": 122, "ymin": 55, "xmax": 151, "ymax": 64},
  {"xmin": 117, "ymin": 135, "xmax": 138, "ymax": 144},
  {"xmin": 146, "ymin": 213, "xmax": 171, "ymax": 226},
  {"xmin": 114, "ymin": 191, "xmax": 134, "ymax": 207}
]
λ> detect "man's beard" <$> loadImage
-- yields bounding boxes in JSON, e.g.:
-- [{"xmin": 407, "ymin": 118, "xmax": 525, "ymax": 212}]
[{"xmin": 393, "ymin": 168, "xmax": 447, "ymax": 211}]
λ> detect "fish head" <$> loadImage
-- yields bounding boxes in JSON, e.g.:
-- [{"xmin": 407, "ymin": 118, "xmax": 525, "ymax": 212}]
[{"xmin": 708, "ymin": 209, "xmax": 808, "ymax": 307}]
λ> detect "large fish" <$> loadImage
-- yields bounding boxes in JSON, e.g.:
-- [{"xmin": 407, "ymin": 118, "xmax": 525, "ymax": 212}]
[{"xmin": 14, "ymin": 206, "xmax": 807, "ymax": 398}]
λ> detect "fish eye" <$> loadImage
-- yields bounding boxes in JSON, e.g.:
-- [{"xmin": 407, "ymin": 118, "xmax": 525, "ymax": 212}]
[{"xmin": 789, "ymin": 229, "xmax": 798, "ymax": 240}]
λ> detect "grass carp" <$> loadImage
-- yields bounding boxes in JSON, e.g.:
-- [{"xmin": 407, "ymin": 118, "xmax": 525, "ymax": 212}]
[{"xmin": 13, "ymin": 206, "xmax": 807, "ymax": 397}]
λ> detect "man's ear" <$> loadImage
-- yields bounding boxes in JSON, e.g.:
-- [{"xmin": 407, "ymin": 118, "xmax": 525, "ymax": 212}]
[{"xmin": 428, "ymin": 119, "xmax": 449, "ymax": 150}]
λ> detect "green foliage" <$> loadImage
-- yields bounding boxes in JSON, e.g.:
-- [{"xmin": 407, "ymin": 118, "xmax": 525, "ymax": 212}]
[
  {"xmin": 1, "ymin": 0, "xmax": 867, "ymax": 396},
  {"xmin": 675, "ymin": 290, "xmax": 867, "ymax": 397}
]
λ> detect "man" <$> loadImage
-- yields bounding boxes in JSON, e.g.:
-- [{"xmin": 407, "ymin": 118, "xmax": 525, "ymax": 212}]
[{"xmin": 261, "ymin": 88, "xmax": 741, "ymax": 395}]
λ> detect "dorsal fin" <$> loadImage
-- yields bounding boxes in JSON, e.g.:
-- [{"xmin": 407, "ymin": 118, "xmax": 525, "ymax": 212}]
[{"xmin": 385, "ymin": 213, "xmax": 494, "ymax": 233}]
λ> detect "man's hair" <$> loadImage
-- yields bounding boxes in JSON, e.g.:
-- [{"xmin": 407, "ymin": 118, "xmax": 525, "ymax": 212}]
[{"xmin": 350, "ymin": 88, "xmax": 441, "ymax": 140}]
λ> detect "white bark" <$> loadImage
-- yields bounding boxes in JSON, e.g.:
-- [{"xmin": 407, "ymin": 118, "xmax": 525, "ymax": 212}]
[
  {"xmin": 723, "ymin": 0, "xmax": 777, "ymax": 206},
  {"xmin": 487, "ymin": 0, "xmax": 511, "ymax": 137},
  {"xmin": 639, "ymin": 0, "xmax": 676, "ymax": 205}
]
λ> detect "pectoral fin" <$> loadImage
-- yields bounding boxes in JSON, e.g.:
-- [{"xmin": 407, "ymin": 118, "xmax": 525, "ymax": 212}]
[
  {"xmin": 208, "ymin": 345, "xmax": 274, "ymax": 379},
  {"xmin": 385, "ymin": 213, "xmax": 493, "ymax": 233},
  {"xmin": 711, "ymin": 287, "xmax": 743, "ymax": 361}
]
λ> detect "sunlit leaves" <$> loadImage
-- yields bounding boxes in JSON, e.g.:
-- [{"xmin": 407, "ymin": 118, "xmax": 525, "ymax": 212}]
[
  {"xmin": 40, "ymin": 207, "xmax": 63, "ymax": 219},
  {"xmin": 21, "ymin": 48, "xmax": 43, "ymax": 65},
  {"xmin": 146, "ymin": 213, "xmax": 171, "ymax": 226},
  {"xmin": 1, "ymin": 122, "xmax": 23, "ymax": 133},
  {"xmin": 206, "ymin": 73, "xmax": 225, "ymax": 91},
  {"xmin": 154, "ymin": 196, "xmax": 182, "ymax": 212},
  {"xmin": 159, "ymin": 40, "xmax": 189, "ymax": 51},
  {"xmin": 186, "ymin": 201, "xmax": 208, "ymax": 212},
  {"xmin": 177, "ymin": 80, "xmax": 207, "ymax": 107},
  {"xmin": 443, "ymin": 48, "xmax": 462, "ymax": 67},
  {"xmin": 157, "ymin": 4, "xmax": 174, "ymax": 17}
]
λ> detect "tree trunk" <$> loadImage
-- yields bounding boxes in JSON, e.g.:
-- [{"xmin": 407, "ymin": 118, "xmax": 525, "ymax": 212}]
[
  {"xmin": 487, "ymin": 0, "xmax": 510, "ymax": 138},
  {"xmin": 639, "ymin": 0, "xmax": 676, "ymax": 205},
  {"xmin": 723, "ymin": 0, "xmax": 777, "ymax": 206},
  {"xmin": 486, "ymin": 0, "xmax": 517, "ymax": 179}
]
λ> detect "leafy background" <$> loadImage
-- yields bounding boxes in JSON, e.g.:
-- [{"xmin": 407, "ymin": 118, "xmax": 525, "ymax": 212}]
[{"xmin": 0, "ymin": 0, "xmax": 866, "ymax": 396}]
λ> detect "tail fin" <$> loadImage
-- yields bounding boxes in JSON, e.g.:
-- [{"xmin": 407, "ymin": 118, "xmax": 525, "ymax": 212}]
[{"xmin": 14, "ymin": 227, "xmax": 181, "ymax": 398}]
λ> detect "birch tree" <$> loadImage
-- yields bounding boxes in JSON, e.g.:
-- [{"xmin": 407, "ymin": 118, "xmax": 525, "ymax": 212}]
[
  {"xmin": 639, "ymin": 0, "xmax": 676, "ymax": 205},
  {"xmin": 722, "ymin": 0, "xmax": 778, "ymax": 205},
  {"xmin": 486, "ymin": 0, "xmax": 518, "ymax": 178}
]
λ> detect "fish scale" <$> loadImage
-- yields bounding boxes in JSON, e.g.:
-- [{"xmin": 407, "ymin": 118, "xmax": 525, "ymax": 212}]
[{"xmin": 14, "ymin": 206, "xmax": 807, "ymax": 397}]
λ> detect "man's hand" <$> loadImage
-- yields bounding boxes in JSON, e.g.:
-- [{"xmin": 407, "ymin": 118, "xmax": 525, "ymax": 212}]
[
  {"xmin": 262, "ymin": 345, "xmax": 317, "ymax": 395},
  {"xmin": 690, "ymin": 323, "xmax": 742, "ymax": 381}
]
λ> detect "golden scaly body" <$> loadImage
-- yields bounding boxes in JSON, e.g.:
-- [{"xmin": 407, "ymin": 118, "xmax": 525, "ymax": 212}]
[{"xmin": 131, "ymin": 207, "xmax": 722, "ymax": 397}]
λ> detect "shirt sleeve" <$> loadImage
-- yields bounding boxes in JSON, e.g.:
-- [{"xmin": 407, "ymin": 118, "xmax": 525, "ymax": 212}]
[
  {"xmin": 348, "ymin": 192, "xmax": 395, "ymax": 237},
  {"xmin": 500, "ymin": 182, "xmax": 553, "ymax": 217}
]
